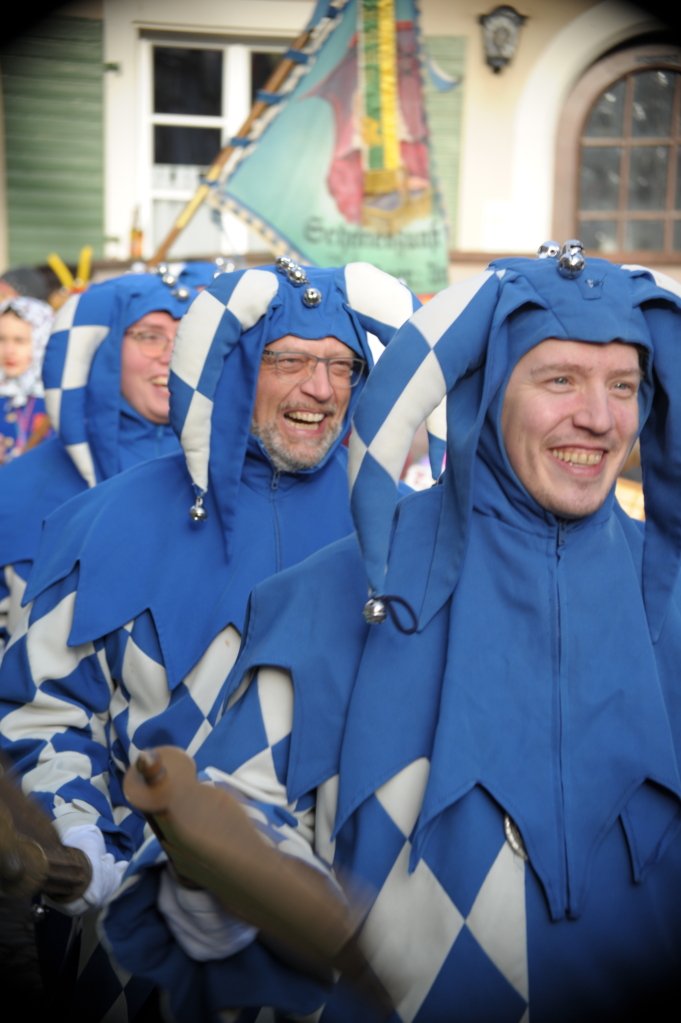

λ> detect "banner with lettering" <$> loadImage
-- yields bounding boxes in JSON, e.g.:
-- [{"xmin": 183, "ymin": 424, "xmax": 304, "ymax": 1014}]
[{"xmin": 209, "ymin": 0, "xmax": 450, "ymax": 294}]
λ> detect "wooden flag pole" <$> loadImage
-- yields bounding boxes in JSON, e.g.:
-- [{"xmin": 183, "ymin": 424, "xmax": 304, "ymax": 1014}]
[{"xmin": 148, "ymin": 29, "xmax": 312, "ymax": 266}]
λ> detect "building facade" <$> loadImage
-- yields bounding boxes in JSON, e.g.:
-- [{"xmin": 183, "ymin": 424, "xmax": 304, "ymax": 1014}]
[{"xmin": 1, "ymin": 0, "xmax": 678, "ymax": 281}]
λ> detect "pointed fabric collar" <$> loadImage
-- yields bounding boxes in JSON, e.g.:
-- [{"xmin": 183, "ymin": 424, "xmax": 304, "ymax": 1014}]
[
  {"xmin": 207, "ymin": 475, "xmax": 681, "ymax": 921},
  {"xmin": 23, "ymin": 438, "xmax": 356, "ymax": 689}
]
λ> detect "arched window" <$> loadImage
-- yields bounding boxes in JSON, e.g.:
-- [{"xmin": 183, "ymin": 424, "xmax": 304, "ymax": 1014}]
[{"xmin": 554, "ymin": 45, "xmax": 681, "ymax": 260}]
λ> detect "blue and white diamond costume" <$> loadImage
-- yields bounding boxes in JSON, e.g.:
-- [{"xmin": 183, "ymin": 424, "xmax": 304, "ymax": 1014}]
[
  {"xmin": 0, "ymin": 274, "xmax": 194, "ymax": 651},
  {"xmin": 103, "ymin": 256, "xmax": 681, "ymax": 1022},
  {"xmin": 0, "ymin": 263, "xmax": 418, "ymax": 893}
]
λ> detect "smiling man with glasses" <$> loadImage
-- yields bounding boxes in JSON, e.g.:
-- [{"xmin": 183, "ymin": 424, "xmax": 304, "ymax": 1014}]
[
  {"xmin": 253, "ymin": 336, "xmax": 365, "ymax": 473},
  {"xmin": 0, "ymin": 260, "xmax": 421, "ymax": 1019},
  {"xmin": 105, "ymin": 251, "xmax": 681, "ymax": 1023}
]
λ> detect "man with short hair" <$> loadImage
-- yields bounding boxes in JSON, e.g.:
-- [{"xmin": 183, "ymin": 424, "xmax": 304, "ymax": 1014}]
[
  {"xmin": 105, "ymin": 250, "xmax": 681, "ymax": 1022},
  {"xmin": 0, "ymin": 262, "xmax": 418, "ymax": 934}
]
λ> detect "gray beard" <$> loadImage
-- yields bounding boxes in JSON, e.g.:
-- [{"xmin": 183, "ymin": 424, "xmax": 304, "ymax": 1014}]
[{"xmin": 251, "ymin": 417, "xmax": 342, "ymax": 473}]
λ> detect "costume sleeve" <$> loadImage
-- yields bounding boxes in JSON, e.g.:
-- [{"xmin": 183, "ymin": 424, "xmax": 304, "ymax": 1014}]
[
  {"xmin": 0, "ymin": 566, "xmax": 132, "ymax": 861},
  {"xmin": 100, "ymin": 665, "xmax": 334, "ymax": 1021}
]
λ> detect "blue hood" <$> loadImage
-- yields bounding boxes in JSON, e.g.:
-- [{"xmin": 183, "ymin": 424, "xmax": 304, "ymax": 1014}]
[
  {"xmin": 169, "ymin": 261, "xmax": 420, "ymax": 552},
  {"xmin": 43, "ymin": 273, "xmax": 197, "ymax": 486}
]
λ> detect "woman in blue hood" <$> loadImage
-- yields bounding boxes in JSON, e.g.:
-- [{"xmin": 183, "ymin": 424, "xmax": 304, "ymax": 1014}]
[
  {"xmin": 0, "ymin": 273, "xmax": 196, "ymax": 650},
  {"xmin": 102, "ymin": 250, "xmax": 681, "ymax": 1022},
  {"xmin": 0, "ymin": 260, "xmax": 421, "ymax": 1019}
]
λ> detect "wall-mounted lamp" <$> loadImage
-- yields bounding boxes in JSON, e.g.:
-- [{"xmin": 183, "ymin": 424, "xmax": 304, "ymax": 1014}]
[{"xmin": 479, "ymin": 5, "xmax": 527, "ymax": 74}]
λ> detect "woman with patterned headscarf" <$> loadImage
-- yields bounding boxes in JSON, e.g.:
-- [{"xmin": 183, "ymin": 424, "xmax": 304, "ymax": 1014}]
[{"xmin": 0, "ymin": 297, "xmax": 54, "ymax": 462}]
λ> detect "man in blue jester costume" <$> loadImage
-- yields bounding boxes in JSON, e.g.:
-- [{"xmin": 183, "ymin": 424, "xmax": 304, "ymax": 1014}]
[
  {"xmin": 103, "ymin": 244, "xmax": 681, "ymax": 1022},
  {"xmin": 0, "ymin": 272, "xmax": 196, "ymax": 652},
  {"xmin": 0, "ymin": 259, "xmax": 420, "ymax": 1015}
]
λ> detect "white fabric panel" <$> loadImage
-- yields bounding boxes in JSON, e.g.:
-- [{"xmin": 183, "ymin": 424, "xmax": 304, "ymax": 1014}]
[
  {"xmin": 1, "ymin": 693, "xmax": 90, "ymax": 745},
  {"xmin": 180, "ymin": 390, "xmax": 214, "ymax": 492},
  {"xmin": 201, "ymin": 764, "xmax": 288, "ymax": 808},
  {"xmin": 4, "ymin": 565, "xmax": 27, "ymax": 637},
  {"xmin": 368, "ymin": 350, "xmax": 447, "ymax": 483},
  {"xmin": 315, "ymin": 773, "xmax": 339, "ymax": 866},
  {"xmin": 257, "ymin": 666, "xmax": 294, "ymax": 747},
  {"xmin": 61, "ymin": 325, "xmax": 110, "ymax": 389},
  {"xmin": 65, "ymin": 442, "xmax": 97, "ymax": 487},
  {"xmin": 157, "ymin": 868, "xmax": 257, "ymax": 961},
  {"xmin": 466, "ymin": 840, "xmax": 528, "ymax": 1000},
  {"xmin": 226, "ymin": 269, "xmax": 279, "ymax": 331},
  {"xmin": 44, "ymin": 387, "xmax": 61, "ymax": 432},
  {"xmin": 375, "ymin": 759, "xmax": 430, "ymax": 839},
  {"xmin": 20, "ymin": 745, "xmax": 93, "ymax": 794},
  {"xmin": 185, "ymin": 717, "xmax": 213, "ymax": 758},
  {"xmin": 3, "ymin": 604, "xmax": 30, "ymax": 655},
  {"xmin": 171, "ymin": 290, "xmax": 227, "ymax": 389},
  {"xmin": 52, "ymin": 293, "xmax": 80, "ymax": 333},
  {"xmin": 121, "ymin": 638, "xmax": 171, "ymax": 737},
  {"xmin": 361, "ymin": 842, "xmax": 464, "ymax": 1023},
  {"xmin": 425, "ymin": 395, "xmax": 447, "ymax": 443},
  {"xmin": 231, "ymin": 746, "xmax": 282, "ymax": 802},
  {"xmin": 366, "ymin": 332, "xmax": 383, "ymax": 365},
  {"xmin": 25, "ymin": 590, "xmax": 94, "ymax": 683},
  {"xmin": 347, "ymin": 431, "xmax": 368, "ymax": 491},
  {"xmin": 344, "ymin": 262, "xmax": 414, "ymax": 330},
  {"xmin": 410, "ymin": 271, "xmax": 494, "ymax": 349},
  {"xmin": 183, "ymin": 624, "xmax": 241, "ymax": 717}
]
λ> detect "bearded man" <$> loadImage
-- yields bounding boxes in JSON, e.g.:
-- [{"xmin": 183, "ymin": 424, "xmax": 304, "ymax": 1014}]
[
  {"xmin": 0, "ymin": 260, "xmax": 421, "ymax": 1018},
  {"xmin": 104, "ymin": 248, "xmax": 681, "ymax": 1023}
]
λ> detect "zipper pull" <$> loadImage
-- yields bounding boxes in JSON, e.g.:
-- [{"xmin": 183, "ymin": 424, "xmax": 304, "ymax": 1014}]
[
  {"xmin": 557, "ymin": 519, "xmax": 567, "ymax": 552},
  {"xmin": 271, "ymin": 471, "xmax": 281, "ymax": 491}
]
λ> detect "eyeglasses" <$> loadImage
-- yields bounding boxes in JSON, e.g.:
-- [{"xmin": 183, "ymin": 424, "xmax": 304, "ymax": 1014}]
[
  {"xmin": 261, "ymin": 349, "xmax": 367, "ymax": 388},
  {"xmin": 124, "ymin": 329, "xmax": 174, "ymax": 357}
]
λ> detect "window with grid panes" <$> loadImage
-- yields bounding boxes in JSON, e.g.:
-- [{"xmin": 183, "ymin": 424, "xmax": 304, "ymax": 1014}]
[
  {"xmin": 578, "ymin": 69, "xmax": 681, "ymax": 254},
  {"xmin": 148, "ymin": 43, "xmax": 285, "ymax": 257}
]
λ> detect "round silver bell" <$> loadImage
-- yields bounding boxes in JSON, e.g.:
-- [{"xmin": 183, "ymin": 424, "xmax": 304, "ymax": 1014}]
[
  {"xmin": 152, "ymin": 263, "xmax": 169, "ymax": 276},
  {"xmin": 363, "ymin": 597, "xmax": 387, "ymax": 625},
  {"xmin": 172, "ymin": 286, "xmax": 190, "ymax": 300},
  {"xmin": 287, "ymin": 265, "xmax": 308, "ymax": 287},
  {"xmin": 302, "ymin": 286, "xmax": 322, "ymax": 307},
  {"xmin": 536, "ymin": 241, "xmax": 560, "ymax": 259},
  {"xmin": 213, "ymin": 262, "xmax": 235, "ymax": 279},
  {"xmin": 275, "ymin": 255, "xmax": 294, "ymax": 273},
  {"xmin": 162, "ymin": 273, "xmax": 178, "ymax": 287},
  {"xmin": 214, "ymin": 256, "xmax": 227, "ymax": 268},
  {"xmin": 557, "ymin": 239, "xmax": 586, "ymax": 279},
  {"xmin": 189, "ymin": 495, "xmax": 208, "ymax": 522}
]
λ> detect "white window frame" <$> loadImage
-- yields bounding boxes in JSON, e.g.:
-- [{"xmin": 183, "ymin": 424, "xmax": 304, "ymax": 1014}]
[{"xmin": 138, "ymin": 35, "xmax": 287, "ymax": 259}]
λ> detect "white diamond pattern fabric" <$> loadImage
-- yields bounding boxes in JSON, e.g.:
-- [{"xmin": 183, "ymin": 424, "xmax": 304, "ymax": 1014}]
[
  {"xmin": 192, "ymin": 667, "xmax": 530, "ymax": 1023},
  {"xmin": 348, "ymin": 270, "xmax": 500, "ymax": 597},
  {"xmin": 0, "ymin": 571, "xmax": 248, "ymax": 857},
  {"xmin": 169, "ymin": 269, "xmax": 280, "ymax": 496},
  {"xmin": 361, "ymin": 842, "xmax": 466, "ymax": 1023}
]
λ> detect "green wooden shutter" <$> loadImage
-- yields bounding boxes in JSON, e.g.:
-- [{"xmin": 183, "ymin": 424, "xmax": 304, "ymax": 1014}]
[{"xmin": 1, "ymin": 15, "xmax": 104, "ymax": 266}]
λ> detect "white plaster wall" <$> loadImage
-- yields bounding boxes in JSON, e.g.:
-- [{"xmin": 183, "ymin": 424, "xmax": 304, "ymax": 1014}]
[
  {"xmin": 102, "ymin": 0, "xmax": 314, "ymax": 259},
  {"xmin": 421, "ymin": 0, "xmax": 660, "ymax": 254}
]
